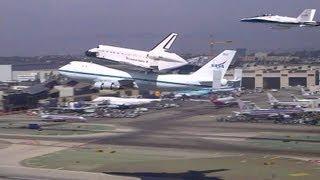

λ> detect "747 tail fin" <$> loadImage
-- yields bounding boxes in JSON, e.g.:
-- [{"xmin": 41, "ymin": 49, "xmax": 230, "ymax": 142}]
[{"xmin": 190, "ymin": 50, "xmax": 236, "ymax": 82}]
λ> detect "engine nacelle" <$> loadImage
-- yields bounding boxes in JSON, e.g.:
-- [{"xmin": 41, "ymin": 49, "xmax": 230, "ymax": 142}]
[
  {"xmin": 221, "ymin": 79, "xmax": 228, "ymax": 86},
  {"xmin": 94, "ymin": 81, "xmax": 121, "ymax": 90}
]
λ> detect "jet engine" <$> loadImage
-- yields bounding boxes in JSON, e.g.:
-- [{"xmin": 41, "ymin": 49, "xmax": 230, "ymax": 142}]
[
  {"xmin": 94, "ymin": 81, "xmax": 121, "ymax": 90},
  {"xmin": 221, "ymin": 79, "xmax": 228, "ymax": 86}
]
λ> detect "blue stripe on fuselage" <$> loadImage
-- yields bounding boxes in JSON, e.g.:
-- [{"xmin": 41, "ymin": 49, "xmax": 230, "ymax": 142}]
[{"xmin": 58, "ymin": 69, "xmax": 211, "ymax": 88}]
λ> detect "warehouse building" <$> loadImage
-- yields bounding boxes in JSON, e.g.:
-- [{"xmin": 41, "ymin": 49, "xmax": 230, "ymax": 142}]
[
  {"xmin": 12, "ymin": 70, "xmax": 58, "ymax": 82},
  {"xmin": 0, "ymin": 65, "xmax": 12, "ymax": 82},
  {"xmin": 226, "ymin": 66, "xmax": 320, "ymax": 89}
]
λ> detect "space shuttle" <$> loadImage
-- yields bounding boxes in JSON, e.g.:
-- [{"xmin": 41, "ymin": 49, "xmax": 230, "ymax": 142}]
[
  {"xmin": 85, "ymin": 33, "xmax": 188, "ymax": 71},
  {"xmin": 241, "ymin": 9, "xmax": 320, "ymax": 29}
]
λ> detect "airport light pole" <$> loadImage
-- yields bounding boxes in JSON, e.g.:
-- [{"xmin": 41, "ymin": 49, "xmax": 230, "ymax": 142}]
[{"xmin": 209, "ymin": 35, "xmax": 233, "ymax": 57}]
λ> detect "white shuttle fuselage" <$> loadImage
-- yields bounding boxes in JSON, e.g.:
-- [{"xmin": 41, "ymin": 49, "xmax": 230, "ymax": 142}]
[{"xmin": 86, "ymin": 33, "xmax": 188, "ymax": 71}]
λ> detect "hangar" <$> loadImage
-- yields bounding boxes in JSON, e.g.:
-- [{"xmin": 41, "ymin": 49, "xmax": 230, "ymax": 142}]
[{"xmin": 226, "ymin": 66, "xmax": 319, "ymax": 89}]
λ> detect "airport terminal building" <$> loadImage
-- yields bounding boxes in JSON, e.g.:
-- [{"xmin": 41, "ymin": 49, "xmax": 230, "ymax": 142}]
[{"xmin": 226, "ymin": 65, "xmax": 320, "ymax": 89}]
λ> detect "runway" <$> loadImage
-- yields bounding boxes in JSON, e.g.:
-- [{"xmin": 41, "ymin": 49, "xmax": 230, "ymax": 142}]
[
  {"xmin": 1, "ymin": 101, "xmax": 319, "ymax": 157},
  {"xmin": 0, "ymin": 98, "xmax": 319, "ymax": 179},
  {"xmin": 88, "ymin": 102, "xmax": 320, "ymax": 158}
]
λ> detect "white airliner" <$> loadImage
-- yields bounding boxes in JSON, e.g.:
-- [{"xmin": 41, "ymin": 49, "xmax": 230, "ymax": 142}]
[
  {"xmin": 40, "ymin": 113, "xmax": 87, "ymax": 122},
  {"xmin": 92, "ymin": 96, "xmax": 161, "ymax": 106},
  {"xmin": 210, "ymin": 95, "xmax": 237, "ymax": 107},
  {"xmin": 267, "ymin": 92, "xmax": 316, "ymax": 108},
  {"xmin": 59, "ymin": 50, "xmax": 236, "ymax": 91},
  {"xmin": 241, "ymin": 9, "xmax": 320, "ymax": 28},
  {"xmin": 85, "ymin": 33, "xmax": 188, "ymax": 71},
  {"xmin": 189, "ymin": 95, "xmax": 237, "ymax": 108},
  {"xmin": 300, "ymin": 87, "xmax": 320, "ymax": 99}
]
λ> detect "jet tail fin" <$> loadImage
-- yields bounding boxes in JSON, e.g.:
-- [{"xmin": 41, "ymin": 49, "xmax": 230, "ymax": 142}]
[
  {"xmin": 150, "ymin": 33, "xmax": 178, "ymax": 52},
  {"xmin": 237, "ymin": 100, "xmax": 247, "ymax": 112},
  {"xmin": 233, "ymin": 69, "xmax": 243, "ymax": 81},
  {"xmin": 301, "ymin": 87, "xmax": 309, "ymax": 96},
  {"xmin": 297, "ymin": 9, "xmax": 316, "ymax": 22},
  {"xmin": 209, "ymin": 95, "xmax": 218, "ymax": 103},
  {"xmin": 229, "ymin": 69, "xmax": 243, "ymax": 90},
  {"xmin": 290, "ymin": 94, "xmax": 299, "ymax": 102},
  {"xmin": 267, "ymin": 93, "xmax": 278, "ymax": 104}
]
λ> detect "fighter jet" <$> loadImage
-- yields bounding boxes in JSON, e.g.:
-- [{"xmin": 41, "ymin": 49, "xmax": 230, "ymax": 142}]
[
  {"xmin": 85, "ymin": 33, "xmax": 188, "ymax": 72},
  {"xmin": 241, "ymin": 9, "xmax": 320, "ymax": 29}
]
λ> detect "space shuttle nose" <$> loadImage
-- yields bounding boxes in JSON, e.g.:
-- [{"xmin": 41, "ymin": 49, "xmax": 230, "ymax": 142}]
[{"xmin": 85, "ymin": 50, "xmax": 97, "ymax": 57}]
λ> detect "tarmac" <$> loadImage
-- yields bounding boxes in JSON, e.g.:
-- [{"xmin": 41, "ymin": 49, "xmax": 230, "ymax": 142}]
[
  {"xmin": 0, "ymin": 90, "xmax": 319, "ymax": 179},
  {"xmin": 0, "ymin": 138, "xmax": 137, "ymax": 180}
]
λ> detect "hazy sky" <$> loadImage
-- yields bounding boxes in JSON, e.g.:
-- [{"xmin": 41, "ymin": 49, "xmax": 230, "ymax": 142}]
[{"xmin": 1, "ymin": 0, "xmax": 320, "ymax": 56}]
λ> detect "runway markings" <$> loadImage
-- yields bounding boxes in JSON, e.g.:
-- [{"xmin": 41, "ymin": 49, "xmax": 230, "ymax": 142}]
[
  {"xmin": 289, "ymin": 172, "xmax": 310, "ymax": 177},
  {"xmin": 270, "ymin": 156, "xmax": 281, "ymax": 160},
  {"xmin": 21, "ymin": 140, "xmax": 40, "ymax": 145}
]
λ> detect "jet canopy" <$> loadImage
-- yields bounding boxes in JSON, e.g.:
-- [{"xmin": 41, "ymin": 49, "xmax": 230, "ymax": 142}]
[{"xmin": 260, "ymin": 14, "xmax": 273, "ymax": 17}]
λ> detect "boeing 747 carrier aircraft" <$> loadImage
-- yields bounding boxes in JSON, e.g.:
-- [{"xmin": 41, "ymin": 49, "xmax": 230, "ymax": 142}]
[
  {"xmin": 241, "ymin": 9, "xmax": 319, "ymax": 29},
  {"xmin": 59, "ymin": 50, "xmax": 236, "ymax": 91},
  {"xmin": 85, "ymin": 33, "xmax": 188, "ymax": 71}
]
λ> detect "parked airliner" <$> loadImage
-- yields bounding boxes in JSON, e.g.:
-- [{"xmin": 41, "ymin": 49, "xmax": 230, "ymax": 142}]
[
  {"xmin": 59, "ymin": 50, "xmax": 236, "ymax": 91},
  {"xmin": 210, "ymin": 95, "xmax": 237, "ymax": 107},
  {"xmin": 300, "ymin": 87, "xmax": 320, "ymax": 99},
  {"xmin": 267, "ymin": 93, "xmax": 318, "ymax": 108},
  {"xmin": 86, "ymin": 33, "xmax": 188, "ymax": 71},
  {"xmin": 241, "ymin": 9, "xmax": 319, "ymax": 28},
  {"xmin": 92, "ymin": 96, "xmax": 161, "ymax": 106},
  {"xmin": 40, "ymin": 113, "xmax": 87, "ymax": 122},
  {"xmin": 236, "ymin": 100, "xmax": 303, "ymax": 119}
]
